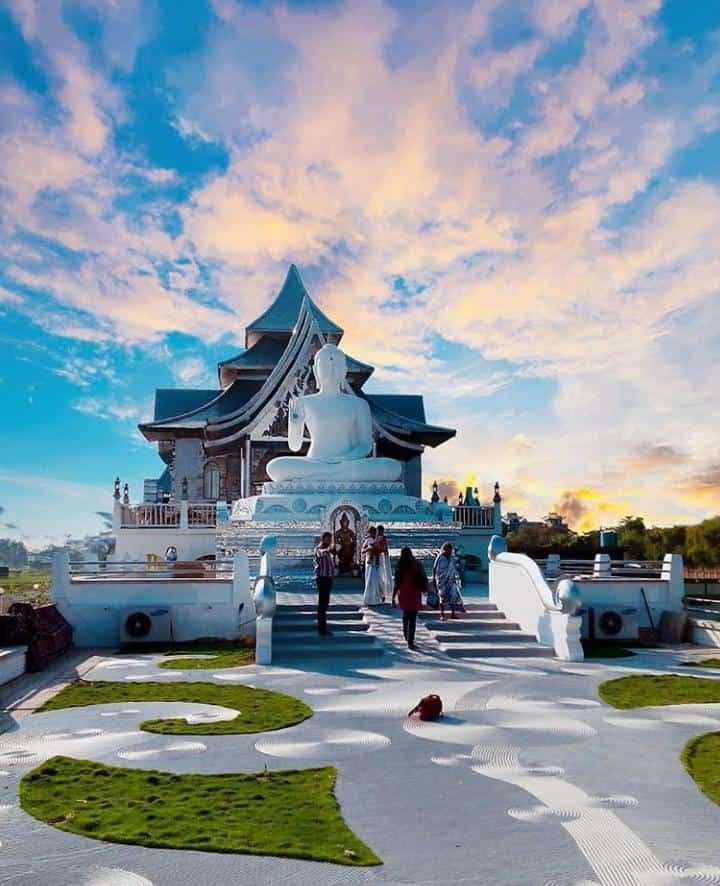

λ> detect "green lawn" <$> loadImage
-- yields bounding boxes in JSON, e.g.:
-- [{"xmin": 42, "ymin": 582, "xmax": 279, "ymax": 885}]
[
  {"xmin": 38, "ymin": 680, "xmax": 312, "ymax": 735},
  {"xmin": 119, "ymin": 640, "xmax": 256, "ymax": 670},
  {"xmin": 682, "ymin": 732, "xmax": 720, "ymax": 807},
  {"xmin": 582, "ymin": 641, "xmax": 637, "ymax": 659},
  {"xmin": 20, "ymin": 756, "xmax": 380, "ymax": 866},
  {"xmin": 0, "ymin": 569, "xmax": 52, "ymax": 605},
  {"xmin": 599, "ymin": 674, "xmax": 720, "ymax": 709}
]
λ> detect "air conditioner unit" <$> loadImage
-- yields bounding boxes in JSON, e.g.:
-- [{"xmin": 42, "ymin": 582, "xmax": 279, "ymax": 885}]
[
  {"xmin": 121, "ymin": 608, "xmax": 172, "ymax": 643},
  {"xmin": 581, "ymin": 606, "xmax": 639, "ymax": 641}
]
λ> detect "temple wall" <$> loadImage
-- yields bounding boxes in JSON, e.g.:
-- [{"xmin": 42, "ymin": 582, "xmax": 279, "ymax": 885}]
[
  {"xmin": 173, "ymin": 438, "xmax": 204, "ymax": 499},
  {"xmin": 404, "ymin": 455, "xmax": 422, "ymax": 498}
]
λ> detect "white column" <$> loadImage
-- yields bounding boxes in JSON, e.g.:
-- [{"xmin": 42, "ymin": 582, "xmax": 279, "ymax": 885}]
[
  {"xmin": 593, "ymin": 553, "xmax": 611, "ymax": 577},
  {"xmin": 239, "ymin": 447, "xmax": 245, "ymax": 499},
  {"xmin": 244, "ymin": 438, "xmax": 252, "ymax": 496},
  {"xmin": 546, "ymin": 553, "xmax": 561, "ymax": 577},
  {"xmin": 662, "ymin": 553, "xmax": 684, "ymax": 609},
  {"xmin": 180, "ymin": 500, "xmax": 189, "ymax": 530},
  {"xmin": 52, "ymin": 548, "xmax": 71, "ymax": 601},
  {"xmin": 112, "ymin": 499, "xmax": 122, "ymax": 532}
]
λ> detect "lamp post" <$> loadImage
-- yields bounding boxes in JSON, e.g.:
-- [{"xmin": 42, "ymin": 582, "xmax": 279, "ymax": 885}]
[
  {"xmin": 122, "ymin": 483, "xmax": 129, "ymax": 505},
  {"xmin": 113, "ymin": 477, "xmax": 121, "ymax": 500}
]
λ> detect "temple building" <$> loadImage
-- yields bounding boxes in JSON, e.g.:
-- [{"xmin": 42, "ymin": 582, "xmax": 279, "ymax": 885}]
[{"xmin": 139, "ymin": 265, "xmax": 455, "ymax": 504}]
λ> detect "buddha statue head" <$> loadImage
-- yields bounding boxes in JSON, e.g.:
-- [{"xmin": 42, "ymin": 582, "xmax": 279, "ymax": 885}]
[{"xmin": 313, "ymin": 343, "xmax": 347, "ymax": 392}]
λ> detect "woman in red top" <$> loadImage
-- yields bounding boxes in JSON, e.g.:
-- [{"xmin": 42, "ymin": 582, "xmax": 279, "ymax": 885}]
[{"xmin": 392, "ymin": 547, "xmax": 428, "ymax": 650}]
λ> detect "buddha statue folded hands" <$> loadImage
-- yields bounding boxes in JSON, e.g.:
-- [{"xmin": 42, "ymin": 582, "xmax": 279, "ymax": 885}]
[{"xmin": 266, "ymin": 344, "xmax": 402, "ymax": 484}]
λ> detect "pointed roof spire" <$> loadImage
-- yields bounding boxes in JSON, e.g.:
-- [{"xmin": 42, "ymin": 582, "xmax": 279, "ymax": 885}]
[{"xmin": 245, "ymin": 264, "xmax": 343, "ymax": 347}]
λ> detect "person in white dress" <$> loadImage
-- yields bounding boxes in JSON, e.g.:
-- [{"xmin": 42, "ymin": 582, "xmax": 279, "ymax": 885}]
[
  {"xmin": 376, "ymin": 525, "xmax": 393, "ymax": 602},
  {"xmin": 362, "ymin": 526, "xmax": 383, "ymax": 606}
]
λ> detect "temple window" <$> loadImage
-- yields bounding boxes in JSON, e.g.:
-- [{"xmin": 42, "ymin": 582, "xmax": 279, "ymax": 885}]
[{"xmin": 203, "ymin": 462, "xmax": 220, "ymax": 500}]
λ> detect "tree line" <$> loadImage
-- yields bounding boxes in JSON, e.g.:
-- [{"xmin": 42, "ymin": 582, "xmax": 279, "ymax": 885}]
[{"xmin": 505, "ymin": 515, "xmax": 720, "ymax": 567}]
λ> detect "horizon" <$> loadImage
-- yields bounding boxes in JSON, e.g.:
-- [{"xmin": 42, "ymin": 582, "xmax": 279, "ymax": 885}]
[{"xmin": 1, "ymin": 0, "xmax": 719, "ymax": 548}]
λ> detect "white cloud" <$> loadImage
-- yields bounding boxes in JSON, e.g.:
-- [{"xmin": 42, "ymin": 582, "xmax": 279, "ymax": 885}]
[
  {"xmin": 172, "ymin": 357, "xmax": 214, "ymax": 387},
  {"xmin": 2, "ymin": 0, "xmax": 719, "ymax": 529}
]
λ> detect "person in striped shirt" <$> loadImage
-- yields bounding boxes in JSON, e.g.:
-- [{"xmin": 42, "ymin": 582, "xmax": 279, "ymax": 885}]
[{"xmin": 314, "ymin": 531, "xmax": 335, "ymax": 636}]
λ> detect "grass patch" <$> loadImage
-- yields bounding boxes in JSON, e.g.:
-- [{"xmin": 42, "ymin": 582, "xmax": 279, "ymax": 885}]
[
  {"xmin": 599, "ymin": 674, "xmax": 720, "ymax": 709},
  {"xmin": 682, "ymin": 659, "xmax": 720, "ymax": 669},
  {"xmin": 682, "ymin": 732, "xmax": 720, "ymax": 807},
  {"xmin": 582, "ymin": 641, "xmax": 637, "ymax": 659},
  {"xmin": 119, "ymin": 640, "xmax": 255, "ymax": 670},
  {"xmin": 20, "ymin": 756, "xmax": 380, "ymax": 866},
  {"xmin": 0, "ymin": 569, "xmax": 51, "ymax": 605},
  {"xmin": 38, "ymin": 680, "xmax": 312, "ymax": 735}
]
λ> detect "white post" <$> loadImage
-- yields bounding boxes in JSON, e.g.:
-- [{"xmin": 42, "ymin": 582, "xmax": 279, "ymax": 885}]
[
  {"xmin": 492, "ymin": 482, "xmax": 502, "ymax": 534},
  {"xmin": 254, "ymin": 536, "xmax": 278, "ymax": 666},
  {"xmin": 244, "ymin": 438, "xmax": 252, "ymax": 496},
  {"xmin": 232, "ymin": 551, "xmax": 250, "ymax": 602},
  {"xmin": 180, "ymin": 499, "xmax": 189, "ymax": 530},
  {"xmin": 546, "ymin": 554, "xmax": 561, "ymax": 577},
  {"xmin": 52, "ymin": 547, "xmax": 71, "ymax": 601},
  {"xmin": 112, "ymin": 498, "xmax": 122, "ymax": 532},
  {"xmin": 593, "ymin": 553, "xmax": 611, "ymax": 577},
  {"xmin": 662, "ymin": 553, "xmax": 684, "ymax": 610}
]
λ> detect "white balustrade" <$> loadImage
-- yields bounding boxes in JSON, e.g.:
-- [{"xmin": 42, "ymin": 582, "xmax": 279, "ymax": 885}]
[
  {"xmin": 452, "ymin": 505, "xmax": 494, "ymax": 528},
  {"xmin": 119, "ymin": 501, "xmax": 217, "ymax": 529}
]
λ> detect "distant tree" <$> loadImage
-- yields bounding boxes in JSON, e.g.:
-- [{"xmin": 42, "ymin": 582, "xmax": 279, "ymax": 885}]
[
  {"xmin": 505, "ymin": 513, "xmax": 720, "ymax": 566},
  {"xmin": 0, "ymin": 538, "xmax": 29, "ymax": 569},
  {"xmin": 617, "ymin": 516, "xmax": 647, "ymax": 559},
  {"xmin": 684, "ymin": 517, "xmax": 720, "ymax": 567}
]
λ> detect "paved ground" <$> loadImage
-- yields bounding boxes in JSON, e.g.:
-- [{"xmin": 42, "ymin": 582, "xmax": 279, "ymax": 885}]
[{"xmin": 2, "ymin": 597, "xmax": 720, "ymax": 885}]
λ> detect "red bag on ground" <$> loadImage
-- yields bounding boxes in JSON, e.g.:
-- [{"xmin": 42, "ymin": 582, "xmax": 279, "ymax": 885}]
[{"xmin": 408, "ymin": 694, "xmax": 443, "ymax": 721}]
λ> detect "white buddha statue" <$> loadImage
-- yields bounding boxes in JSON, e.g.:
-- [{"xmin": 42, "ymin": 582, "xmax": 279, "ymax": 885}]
[{"xmin": 266, "ymin": 343, "xmax": 402, "ymax": 483}]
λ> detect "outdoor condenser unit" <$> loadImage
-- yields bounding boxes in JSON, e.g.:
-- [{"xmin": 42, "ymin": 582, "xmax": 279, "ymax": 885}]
[
  {"xmin": 581, "ymin": 606, "xmax": 640, "ymax": 641},
  {"xmin": 120, "ymin": 608, "xmax": 172, "ymax": 643}
]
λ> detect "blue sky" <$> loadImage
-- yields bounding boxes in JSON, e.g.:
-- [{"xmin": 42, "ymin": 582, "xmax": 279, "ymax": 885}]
[{"xmin": 0, "ymin": 0, "xmax": 719, "ymax": 547}]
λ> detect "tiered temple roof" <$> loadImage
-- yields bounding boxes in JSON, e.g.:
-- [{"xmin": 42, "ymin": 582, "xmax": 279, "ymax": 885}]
[{"xmin": 139, "ymin": 265, "xmax": 454, "ymax": 458}]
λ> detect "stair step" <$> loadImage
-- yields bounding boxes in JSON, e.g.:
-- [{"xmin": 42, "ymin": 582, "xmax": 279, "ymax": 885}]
[
  {"xmin": 442, "ymin": 642, "xmax": 555, "ymax": 659},
  {"xmin": 273, "ymin": 620, "xmax": 369, "ymax": 633},
  {"xmin": 276, "ymin": 603, "xmax": 361, "ymax": 614},
  {"xmin": 274, "ymin": 609, "xmax": 363, "ymax": 621},
  {"xmin": 275, "ymin": 630, "xmax": 376, "ymax": 644},
  {"xmin": 273, "ymin": 642, "xmax": 385, "ymax": 660},
  {"xmin": 432, "ymin": 630, "xmax": 536, "ymax": 643},
  {"xmin": 423, "ymin": 613, "xmax": 520, "ymax": 631},
  {"xmin": 419, "ymin": 604, "xmax": 498, "ymax": 615},
  {"xmin": 460, "ymin": 602, "xmax": 497, "ymax": 610}
]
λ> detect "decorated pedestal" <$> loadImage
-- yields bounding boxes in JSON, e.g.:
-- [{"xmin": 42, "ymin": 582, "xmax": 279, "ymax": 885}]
[{"xmin": 231, "ymin": 480, "xmax": 443, "ymax": 524}]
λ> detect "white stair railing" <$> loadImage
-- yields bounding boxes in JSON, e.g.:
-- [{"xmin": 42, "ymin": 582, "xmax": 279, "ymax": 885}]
[
  {"xmin": 253, "ymin": 536, "xmax": 278, "ymax": 665},
  {"xmin": 488, "ymin": 535, "xmax": 583, "ymax": 661}
]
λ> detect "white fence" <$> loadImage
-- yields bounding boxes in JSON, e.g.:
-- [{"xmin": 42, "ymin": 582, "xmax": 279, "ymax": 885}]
[
  {"xmin": 53, "ymin": 548, "xmax": 251, "ymax": 646},
  {"xmin": 452, "ymin": 505, "xmax": 496, "ymax": 528},
  {"xmin": 119, "ymin": 501, "xmax": 217, "ymax": 529}
]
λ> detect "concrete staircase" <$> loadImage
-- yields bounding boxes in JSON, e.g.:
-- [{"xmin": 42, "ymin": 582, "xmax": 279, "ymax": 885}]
[
  {"xmin": 272, "ymin": 601, "xmax": 384, "ymax": 662},
  {"xmin": 420, "ymin": 600, "xmax": 555, "ymax": 659}
]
